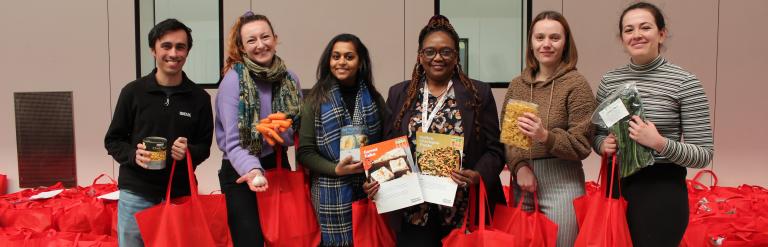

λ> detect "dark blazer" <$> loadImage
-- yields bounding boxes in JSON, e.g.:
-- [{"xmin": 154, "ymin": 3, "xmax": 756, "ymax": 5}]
[{"xmin": 383, "ymin": 77, "xmax": 506, "ymax": 210}]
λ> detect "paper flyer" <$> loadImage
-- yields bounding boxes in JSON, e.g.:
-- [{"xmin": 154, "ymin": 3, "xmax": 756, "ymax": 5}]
[
  {"xmin": 415, "ymin": 132, "xmax": 463, "ymax": 207},
  {"xmin": 361, "ymin": 136, "xmax": 424, "ymax": 213},
  {"xmin": 339, "ymin": 125, "xmax": 367, "ymax": 162}
]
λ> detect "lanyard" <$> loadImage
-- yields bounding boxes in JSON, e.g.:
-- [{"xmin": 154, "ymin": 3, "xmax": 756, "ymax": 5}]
[{"xmin": 421, "ymin": 80, "xmax": 453, "ymax": 133}]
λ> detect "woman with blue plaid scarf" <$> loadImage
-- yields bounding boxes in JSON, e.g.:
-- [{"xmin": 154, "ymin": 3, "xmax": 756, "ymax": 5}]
[{"xmin": 297, "ymin": 33, "xmax": 389, "ymax": 247}]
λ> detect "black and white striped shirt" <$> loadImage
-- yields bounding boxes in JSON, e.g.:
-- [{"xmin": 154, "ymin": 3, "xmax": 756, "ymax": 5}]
[{"xmin": 594, "ymin": 56, "xmax": 714, "ymax": 168}]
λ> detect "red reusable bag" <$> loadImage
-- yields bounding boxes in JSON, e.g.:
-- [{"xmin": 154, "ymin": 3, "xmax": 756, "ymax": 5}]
[
  {"xmin": 205, "ymin": 191, "xmax": 233, "ymax": 247},
  {"xmin": 573, "ymin": 154, "xmax": 633, "ymax": 247},
  {"xmin": 0, "ymin": 173, "xmax": 7, "ymax": 195},
  {"xmin": 256, "ymin": 145, "xmax": 321, "ymax": 247},
  {"xmin": 44, "ymin": 232, "xmax": 118, "ymax": 247},
  {"xmin": 81, "ymin": 173, "xmax": 118, "ymax": 198},
  {"xmin": 492, "ymin": 187, "xmax": 558, "ymax": 247},
  {"xmin": 0, "ymin": 182, "xmax": 64, "ymax": 203},
  {"xmin": 442, "ymin": 179, "xmax": 516, "ymax": 247},
  {"xmin": 352, "ymin": 198, "xmax": 395, "ymax": 247},
  {"xmin": 681, "ymin": 170, "xmax": 768, "ymax": 247},
  {"xmin": 135, "ymin": 150, "xmax": 230, "ymax": 247},
  {"xmin": 0, "ymin": 207, "xmax": 53, "ymax": 232},
  {"xmin": 0, "ymin": 229, "xmax": 50, "ymax": 247},
  {"xmin": 54, "ymin": 197, "xmax": 112, "ymax": 235},
  {"xmin": 52, "ymin": 174, "xmax": 115, "ymax": 235}
]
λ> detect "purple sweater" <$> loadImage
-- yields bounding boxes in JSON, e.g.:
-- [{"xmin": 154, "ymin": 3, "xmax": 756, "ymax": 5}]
[{"xmin": 215, "ymin": 68, "xmax": 300, "ymax": 176}]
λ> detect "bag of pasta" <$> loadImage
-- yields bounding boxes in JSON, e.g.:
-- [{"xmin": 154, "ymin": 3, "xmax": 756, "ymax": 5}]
[
  {"xmin": 591, "ymin": 82, "xmax": 654, "ymax": 178},
  {"xmin": 500, "ymin": 100, "xmax": 539, "ymax": 150}
]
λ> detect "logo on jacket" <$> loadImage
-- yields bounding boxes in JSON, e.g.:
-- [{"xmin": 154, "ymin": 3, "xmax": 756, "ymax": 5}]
[{"xmin": 179, "ymin": 111, "xmax": 191, "ymax": 118}]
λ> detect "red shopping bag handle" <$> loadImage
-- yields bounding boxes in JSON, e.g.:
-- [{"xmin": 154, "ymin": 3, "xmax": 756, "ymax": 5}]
[
  {"xmin": 462, "ymin": 179, "xmax": 492, "ymax": 232},
  {"xmin": 506, "ymin": 166, "xmax": 544, "ymax": 232},
  {"xmin": 272, "ymin": 133, "xmax": 302, "ymax": 173},
  {"xmin": 164, "ymin": 149, "xmax": 199, "ymax": 203},
  {"xmin": 609, "ymin": 153, "xmax": 620, "ymax": 194},
  {"xmin": 692, "ymin": 170, "xmax": 718, "ymax": 187},
  {"xmin": 601, "ymin": 153, "xmax": 621, "ymax": 196},
  {"xmin": 91, "ymin": 173, "xmax": 117, "ymax": 186},
  {"xmin": 507, "ymin": 165, "xmax": 542, "ymax": 213},
  {"xmin": 276, "ymin": 145, "xmax": 283, "ymax": 172}
]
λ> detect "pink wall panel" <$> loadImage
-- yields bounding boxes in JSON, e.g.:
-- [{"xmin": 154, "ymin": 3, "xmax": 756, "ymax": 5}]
[
  {"xmin": 711, "ymin": 0, "xmax": 768, "ymax": 186},
  {"xmin": 533, "ymin": 0, "xmax": 563, "ymax": 14}
]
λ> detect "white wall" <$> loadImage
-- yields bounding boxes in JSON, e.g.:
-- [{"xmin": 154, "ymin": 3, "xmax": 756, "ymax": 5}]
[
  {"xmin": 0, "ymin": 0, "xmax": 125, "ymax": 192},
  {"xmin": 0, "ymin": 0, "xmax": 433, "ymax": 194}
]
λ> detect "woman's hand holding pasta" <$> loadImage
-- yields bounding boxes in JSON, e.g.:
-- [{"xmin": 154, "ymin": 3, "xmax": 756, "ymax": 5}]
[
  {"xmin": 500, "ymin": 100, "xmax": 539, "ymax": 150},
  {"xmin": 517, "ymin": 112, "xmax": 549, "ymax": 143}
]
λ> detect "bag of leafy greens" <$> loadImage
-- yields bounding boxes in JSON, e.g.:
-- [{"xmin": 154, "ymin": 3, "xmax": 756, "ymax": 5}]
[{"xmin": 592, "ymin": 82, "xmax": 654, "ymax": 177}]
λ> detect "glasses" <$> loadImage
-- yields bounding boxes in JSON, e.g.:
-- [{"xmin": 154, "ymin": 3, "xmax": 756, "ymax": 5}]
[{"xmin": 420, "ymin": 48, "xmax": 457, "ymax": 60}]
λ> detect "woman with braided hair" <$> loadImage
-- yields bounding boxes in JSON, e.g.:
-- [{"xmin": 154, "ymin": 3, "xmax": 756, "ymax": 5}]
[
  {"xmin": 215, "ymin": 12, "xmax": 302, "ymax": 246},
  {"xmin": 363, "ymin": 15, "xmax": 505, "ymax": 246}
]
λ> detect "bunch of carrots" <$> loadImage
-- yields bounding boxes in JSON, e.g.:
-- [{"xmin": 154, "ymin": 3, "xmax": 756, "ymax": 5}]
[{"xmin": 256, "ymin": 112, "xmax": 292, "ymax": 146}]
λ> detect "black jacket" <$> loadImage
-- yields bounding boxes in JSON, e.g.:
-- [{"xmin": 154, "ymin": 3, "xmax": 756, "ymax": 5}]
[{"xmin": 105, "ymin": 69, "xmax": 213, "ymax": 199}]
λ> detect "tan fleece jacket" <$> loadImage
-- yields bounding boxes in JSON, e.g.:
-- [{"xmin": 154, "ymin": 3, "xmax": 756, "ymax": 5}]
[{"xmin": 501, "ymin": 67, "xmax": 597, "ymax": 173}]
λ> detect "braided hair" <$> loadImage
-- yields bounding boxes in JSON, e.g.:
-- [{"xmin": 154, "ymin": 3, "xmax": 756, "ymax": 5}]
[{"xmin": 394, "ymin": 15, "xmax": 482, "ymax": 140}]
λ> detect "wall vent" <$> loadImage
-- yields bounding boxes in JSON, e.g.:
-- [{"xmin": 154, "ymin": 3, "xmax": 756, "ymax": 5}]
[{"xmin": 14, "ymin": 91, "xmax": 77, "ymax": 187}]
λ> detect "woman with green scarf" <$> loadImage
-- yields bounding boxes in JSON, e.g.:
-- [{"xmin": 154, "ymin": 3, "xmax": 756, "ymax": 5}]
[{"xmin": 215, "ymin": 12, "xmax": 301, "ymax": 247}]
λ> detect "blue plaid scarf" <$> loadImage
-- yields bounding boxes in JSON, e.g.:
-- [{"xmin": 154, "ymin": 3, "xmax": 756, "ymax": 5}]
[
  {"xmin": 312, "ymin": 81, "xmax": 381, "ymax": 246},
  {"xmin": 315, "ymin": 82, "xmax": 381, "ymax": 162}
]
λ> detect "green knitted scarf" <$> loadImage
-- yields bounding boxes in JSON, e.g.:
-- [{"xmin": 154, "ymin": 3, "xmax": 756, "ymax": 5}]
[{"xmin": 236, "ymin": 55, "xmax": 301, "ymax": 155}]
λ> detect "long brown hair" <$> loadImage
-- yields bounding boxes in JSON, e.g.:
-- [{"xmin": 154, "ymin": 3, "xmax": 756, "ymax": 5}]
[
  {"xmin": 221, "ymin": 12, "xmax": 276, "ymax": 75},
  {"xmin": 524, "ymin": 11, "xmax": 578, "ymax": 75},
  {"xmin": 394, "ymin": 15, "xmax": 482, "ymax": 140}
]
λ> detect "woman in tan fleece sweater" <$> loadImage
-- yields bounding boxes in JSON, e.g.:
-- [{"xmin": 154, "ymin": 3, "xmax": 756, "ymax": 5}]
[{"xmin": 501, "ymin": 11, "xmax": 596, "ymax": 247}]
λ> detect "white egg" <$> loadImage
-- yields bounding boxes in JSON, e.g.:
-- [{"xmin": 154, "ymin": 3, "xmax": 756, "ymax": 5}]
[{"xmin": 251, "ymin": 175, "xmax": 267, "ymax": 187}]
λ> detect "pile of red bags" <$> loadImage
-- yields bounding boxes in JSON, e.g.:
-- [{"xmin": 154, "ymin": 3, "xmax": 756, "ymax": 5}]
[
  {"xmin": 0, "ymin": 174, "xmax": 119, "ymax": 246},
  {"xmin": 501, "ymin": 165, "xmax": 768, "ymax": 246},
  {"xmin": 681, "ymin": 170, "xmax": 768, "ymax": 246}
]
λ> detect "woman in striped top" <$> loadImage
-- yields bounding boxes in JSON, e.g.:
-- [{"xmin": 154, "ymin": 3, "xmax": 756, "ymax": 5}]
[{"xmin": 594, "ymin": 2, "xmax": 714, "ymax": 246}]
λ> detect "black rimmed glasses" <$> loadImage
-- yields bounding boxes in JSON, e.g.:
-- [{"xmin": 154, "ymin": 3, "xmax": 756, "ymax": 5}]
[{"xmin": 419, "ymin": 47, "xmax": 457, "ymax": 61}]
